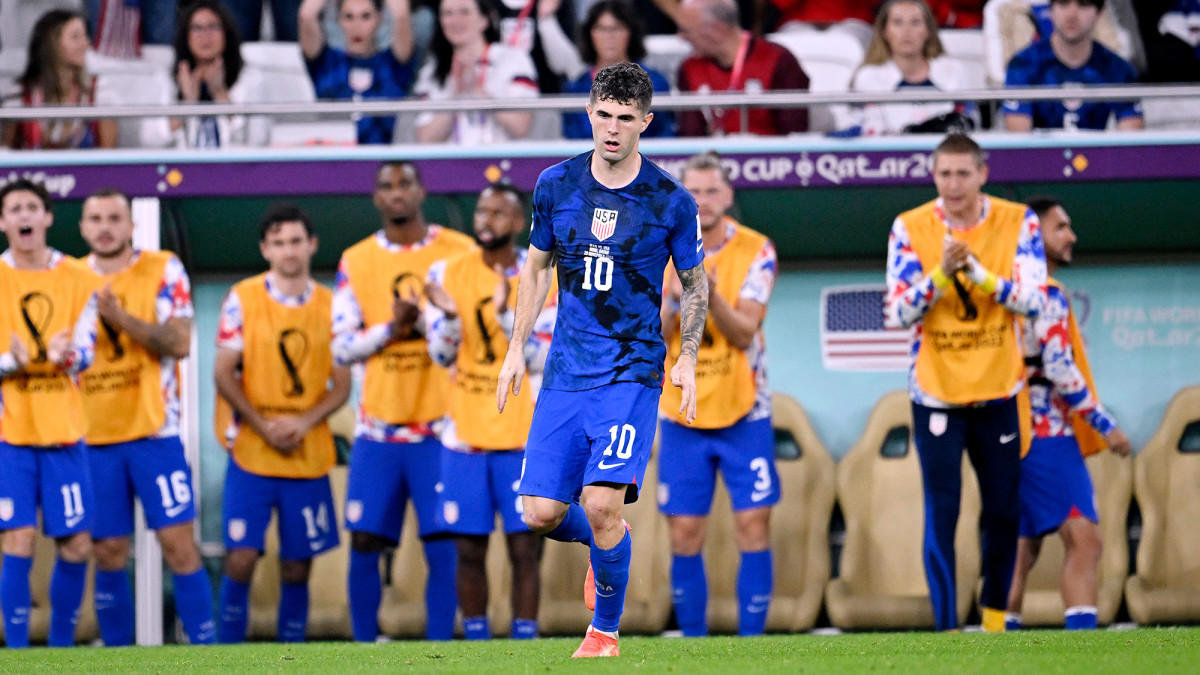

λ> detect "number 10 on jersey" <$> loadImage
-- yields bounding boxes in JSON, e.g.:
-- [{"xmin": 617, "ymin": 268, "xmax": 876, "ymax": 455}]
[{"xmin": 582, "ymin": 255, "xmax": 613, "ymax": 291}]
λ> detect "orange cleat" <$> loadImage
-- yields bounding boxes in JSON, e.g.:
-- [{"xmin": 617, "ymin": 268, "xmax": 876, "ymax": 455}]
[
  {"xmin": 572, "ymin": 625, "xmax": 620, "ymax": 658},
  {"xmin": 584, "ymin": 520, "xmax": 631, "ymax": 611}
]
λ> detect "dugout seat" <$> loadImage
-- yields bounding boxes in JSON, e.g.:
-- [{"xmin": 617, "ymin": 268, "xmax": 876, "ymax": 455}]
[
  {"xmin": 825, "ymin": 390, "xmax": 981, "ymax": 630},
  {"xmin": 247, "ymin": 465, "xmax": 352, "ymax": 639},
  {"xmin": 0, "ymin": 530, "xmax": 98, "ymax": 645},
  {"xmin": 989, "ymin": 449, "xmax": 1132, "ymax": 626},
  {"xmin": 1124, "ymin": 385, "xmax": 1200, "ymax": 625},
  {"xmin": 536, "ymin": 458, "xmax": 671, "ymax": 636},
  {"xmin": 698, "ymin": 393, "xmax": 835, "ymax": 633}
]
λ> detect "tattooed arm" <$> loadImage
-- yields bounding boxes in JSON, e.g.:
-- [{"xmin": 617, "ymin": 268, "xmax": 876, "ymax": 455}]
[{"xmin": 670, "ymin": 262, "xmax": 709, "ymax": 424}]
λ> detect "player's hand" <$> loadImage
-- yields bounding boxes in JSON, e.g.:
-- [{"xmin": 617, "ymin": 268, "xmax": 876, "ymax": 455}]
[
  {"xmin": 941, "ymin": 237, "xmax": 969, "ymax": 273},
  {"xmin": 423, "ymin": 281, "xmax": 459, "ymax": 320},
  {"xmin": 46, "ymin": 330, "xmax": 71, "ymax": 367},
  {"xmin": 496, "ymin": 347, "xmax": 526, "ymax": 413},
  {"xmin": 670, "ymin": 353, "xmax": 698, "ymax": 424},
  {"xmin": 260, "ymin": 418, "xmax": 302, "ymax": 453},
  {"xmin": 9, "ymin": 333, "xmax": 29, "ymax": 370},
  {"xmin": 271, "ymin": 415, "xmax": 310, "ymax": 451},
  {"xmin": 390, "ymin": 288, "xmax": 421, "ymax": 340},
  {"xmin": 1106, "ymin": 427, "xmax": 1132, "ymax": 457},
  {"xmin": 492, "ymin": 264, "xmax": 512, "ymax": 315},
  {"xmin": 96, "ymin": 285, "xmax": 127, "ymax": 328}
]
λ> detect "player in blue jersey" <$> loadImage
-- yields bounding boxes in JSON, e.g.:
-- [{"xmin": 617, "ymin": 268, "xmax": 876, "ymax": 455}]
[
  {"xmin": 1003, "ymin": 0, "xmax": 1143, "ymax": 131},
  {"xmin": 496, "ymin": 61, "xmax": 709, "ymax": 658}
]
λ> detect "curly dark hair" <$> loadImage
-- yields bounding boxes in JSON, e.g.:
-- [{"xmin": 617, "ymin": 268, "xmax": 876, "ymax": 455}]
[
  {"xmin": 589, "ymin": 61, "xmax": 653, "ymax": 113},
  {"xmin": 430, "ymin": 0, "xmax": 501, "ymax": 87},
  {"xmin": 579, "ymin": 0, "xmax": 647, "ymax": 65},
  {"xmin": 173, "ymin": 0, "xmax": 244, "ymax": 97}
]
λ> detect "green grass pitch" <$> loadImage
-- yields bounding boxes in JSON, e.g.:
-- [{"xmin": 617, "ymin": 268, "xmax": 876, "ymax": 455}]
[{"xmin": 4, "ymin": 628, "xmax": 1199, "ymax": 673}]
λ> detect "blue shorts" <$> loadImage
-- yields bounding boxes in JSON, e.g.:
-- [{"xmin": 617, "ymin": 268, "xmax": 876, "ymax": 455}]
[
  {"xmin": 88, "ymin": 436, "xmax": 196, "ymax": 539},
  {"xmin": 657, "ymin": 415, "xmax": 780, "ymax": 515},
  {"xmin": 520, "ymin": 383, "xmax": 660, "ymax": 505},
  {"xmin": 345, "ymin": 436, "xmax": 446, "ymax": 542},
  {"xmin": 1019, "ymin": 435, "xmax": 1098, "ymax": 539},
  {"xmin": 440, "ymin": 448, "xmax": 528, "ymax": 536},
  {"xmin": 222, "ymin": 460, "xmax": 340, "ymax": 561},
  {"xmin": 0, "ymin": 441, "xmax": 95, "ymax": 537}
]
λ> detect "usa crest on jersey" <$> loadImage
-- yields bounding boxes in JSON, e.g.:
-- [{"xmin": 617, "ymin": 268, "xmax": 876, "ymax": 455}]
[{"xmin": 592, "ymin": 208, "xmax": 618, "ymax": 241}]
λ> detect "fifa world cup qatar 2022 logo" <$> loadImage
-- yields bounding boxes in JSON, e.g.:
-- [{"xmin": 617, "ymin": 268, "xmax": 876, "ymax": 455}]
[
  {"xmin": 278, "ymin": 328, "xmax": 309, "ymax": 398},
  {"xmin": 19, "ymin": 291, "xmax": 53, "ymax": 363}
]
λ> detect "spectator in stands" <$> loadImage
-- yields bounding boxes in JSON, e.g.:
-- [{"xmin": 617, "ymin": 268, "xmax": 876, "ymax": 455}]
[
  {"xmin": 1135, "ymin": 0, "xmax": 1200, "ymax": 82},
  {"xmin": 926, "ymin": 0, "xmax": 983, "ymax": 28},
  {"xmin": 301, "ymin": 0, "xmax": 416, "ymax": 144},
  {"xmin": 847, "ymin": 0, "xmax": 978, "ymax": 135},
  {"xmin": 413, "ymin": 0, "xmax": 538, "ymax": 144},
  {"xmin": 676, "ymin": 0, "xmax": 809, "ymax": 136},
  {"xmin": 141, "ymin": 0, "xmax": 271, "ymax": 148},
  {"xmin": 228, "ymin": 0, "xmax": 303, "ymax": 42},
  {"xmin": 554, "ymin": 0, "xmax": 675, "ymax": 138},
  {"xmin": 89, "ymin": 0, "xmax": 177, "ymax": 55},
  {"xmin": 3, "ymin": 10, "xmax": 117, "ymax": 150},
  {"xmin": 769, "ymin": 0, "xmax": 875, "ymax": 44},
  {"xmin": 490, "ymin": 0, "xmax": 578, "ymax": 94},
  {"xmin": 1003, "ymin": 0, "xmax": 1143, "ymax": 131}
]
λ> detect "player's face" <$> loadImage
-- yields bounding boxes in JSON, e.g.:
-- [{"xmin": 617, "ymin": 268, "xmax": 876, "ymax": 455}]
[
  {"xmin": 473, "ymin": 188, "xmax": 522, "ymax": 251},
  {"xmin": 1040, "ymin": 205, "xmax": 1077, "ymax": 266},
  {"xmin": 0, "ymin": 190, "xmax": 53, "ymax": 255},
  {"xmin": 187, "ymin": 8, "xmax": 226, "ymax": 62},
  {"xmin": 683, "ymin": 167, "xmax": 734, "ymax": 232},
  {"xmin": 1050, "ymin": 0, "xmax": 1099, "ymax": 46},
  {"xmin": 439, "ymin": 0, "xmax": 489, "ymax": 49},
  {"xmin": 260, "ymin": 221, "xmax": 317, "ymax": 278},
  {"xmin": 80, "ymin": 195, "xmax": 135, "ymax": 258},
  {"xmin": 373, "ymin": 164, "xmax": 425, "ymax": 225},
  {"xmin": 932, "ymin": 152, "xmax": 988, "ymax": 215},
  {"xmin": 884, "ymin": 1, "xmax": 929, "ymax": 60},
  {"xmin": 587, "ymin": 98, "xmax": 652, "ymax": 165},
  {"xmin": 338, "ymin": 0, "xmax": 381, "ymax": 56}
]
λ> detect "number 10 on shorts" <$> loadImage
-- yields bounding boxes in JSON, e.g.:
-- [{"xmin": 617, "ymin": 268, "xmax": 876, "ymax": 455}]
[{"xmin": 604, "ymin": 424, "xmax": 636, "ymax": 460}]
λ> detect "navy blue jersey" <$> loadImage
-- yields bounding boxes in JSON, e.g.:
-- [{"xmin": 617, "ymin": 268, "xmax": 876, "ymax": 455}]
[
  {"xmin": 1003, "ymin": 40, "xmax": 1142, "ymax": 130},
  {"xmin": 306, "ymin": 46, "xmax": 414, "ymax": 144},
  {"xmin": 530, "ymin": 152, "xmax": 703, "ymax": 392}
]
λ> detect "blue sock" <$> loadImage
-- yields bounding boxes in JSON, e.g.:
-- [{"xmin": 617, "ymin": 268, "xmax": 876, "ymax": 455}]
[
  {"xmin": 463, "ymin": 615, "xmax": 489, "ymax": 640},
  {"xmin": 546, "ymin": 503, "xmax": 592, "ymax": 546},
  {"xmin": 174, "ymin": 569, "xmax": 216, "ymax": 645},
  {"xmin": 278, "ymin": 582, "xmax": 309, "ymax": 642},
  {"xmin": 511, "ymin": 618, "xmax": 537, "ymax": 640},
  {"xmin": 737, "ymin": 550, "xmax": 772, "ymax": 636},
  {"xmin": 1065, "ymin": 607, "xmax": 1098, "ymax": 630},
  {"xmin": 423, "ymin": 538, "xmax": 457, "ymax": 641},
  {"xmin": 95, "ymin": 569, "xmax": 135, "ymax": 647},
  {"xmin": 1006, "ymin": 613, "xmax": 1023, "ymax": 631},
  {"xmin": 348, "ymin": 550, "xmax": 381, "ymax": 642},
  {"xmin": 1, "ymin": 554, "xmax": 32, "ymax": 649},
  {"xmin": 217, "ymin": 576, "xmax": 249, "ymax": 644},
  {"xmin": 589, "ymin": 529, "xmax": 631, "ymax": 633},
  {"xmin": 49, "ymin": 559, "xmax": 88, "ymax": 647},
  {"xmin": 671, "ymin": 553, "xmax": 707, "ymax": 637}
]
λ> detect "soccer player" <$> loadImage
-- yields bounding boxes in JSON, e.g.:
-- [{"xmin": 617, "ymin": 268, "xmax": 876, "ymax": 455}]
[
  {"xmin": 883, "ymin": 133, "xmax": 1047, "ymax": 633},
  {"xmin": 658, "ymin": 151, "xmax": 778, "ymax": 637},
  {"xmin": 333, "ymin": 161, "xmax": 474, "ymax": 641},
  {"xmin": 1004, "ymin": 197, "xmax": 1131, "ymax": 631},
  {"xmin": 213, "ymin": 204, "xmax": 351, "ymax": 643},
  {"xmin": 497, "ymin": 61, "xmax": 709, "ymax": 658},
  {"xmin": 424, "ymin": 183, "xmax": 555, "ymax": 641},
  {"xmin": 77, "ymin": 189, "xmax": 215, "ymax": 646},
  {"xmin": 0, "ymin": 179, "xmax": 99, "ymax": 648}
]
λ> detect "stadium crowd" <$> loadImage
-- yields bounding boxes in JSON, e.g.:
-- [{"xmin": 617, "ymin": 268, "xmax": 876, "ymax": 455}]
[{"xmin": 2, "ymin": 0, "xmax": 1198, "ymax": 149}]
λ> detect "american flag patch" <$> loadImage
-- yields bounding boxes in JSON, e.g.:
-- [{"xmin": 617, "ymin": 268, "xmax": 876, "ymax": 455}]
[
  {"xmin": 820, "ymin": 284, "xmax": 911, "ymax": 371},
  {"xmin": 591, "ymin": 208, "xmax": 618, "ymax": 241}
]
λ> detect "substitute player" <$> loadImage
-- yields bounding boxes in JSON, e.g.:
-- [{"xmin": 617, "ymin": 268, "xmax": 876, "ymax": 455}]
[
  {"xmin": 883, "ymin": 134, "xmax": 1047, "ymax": 633},
  {"xmin": 1005, "ymin": 197, "xmax": 1131, "ymax": 631},
  {"xmin": 497, "ymin": 62, "xmax": 708, "ymax": 658},
  {"xmin": 659, "ymin": 151, "xmax": 778, "ymax": 637},
  {"xmin": 0, "ymin": 179, "xmax": 99, "ymax": 648},
  {"xmin": 214, "ymin": 204, "xmax": 350, "ymax": 643},
  {"xmin": 77, "ymin": 189, "xmax": 215, "ymax": 646},
  {"xmin": 333, "ymin": 161, "xmax": 473, "ymax": 641},
  {"xmin": 424, "ymin": 183, "xmax": 556, "ymax": 640}
]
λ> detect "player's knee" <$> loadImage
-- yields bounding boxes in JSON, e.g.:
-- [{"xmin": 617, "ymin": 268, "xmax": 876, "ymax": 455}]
[
  {"xmin": 56, "ymin": 532, "xmax": 92, "ymax": 563},
  {"xmin": 667, "ymin": 518, "xmax": 706, "ymax": 556},
  {"xmin": 279, "ymin": 559, "xmax": 312, "ymax": 585},
  {"xmin": 1064, "ymin": 522, "xmax": 1102, "ymax": 561},
  {"xmin": 350, "ymin": 531, "xmax": 391, "ymax": 554},
  {"xmin": 92, "ymin": 536, "xmax": 131, "ymax": 571},
  {"xmin": 158, "ymin": 525, "xmax": 202, "ymax": 574},
  {"xmin": 522, "ymin": 503, "xmax": 564, "ymax": 535},
  {"xmin": 1, "ymin": 527, "xmax": 36, "ymax": 557},
  {"xmin": 455, "ymin": 536, "xmax": 489, "ymax": 568},
  {"xmin": 224, "ymin": 548, "xmax": 259, "ymax": 584},
  {"xmin": 506, "ymin": 532, "xmax": 543, "ymax": 569}
]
